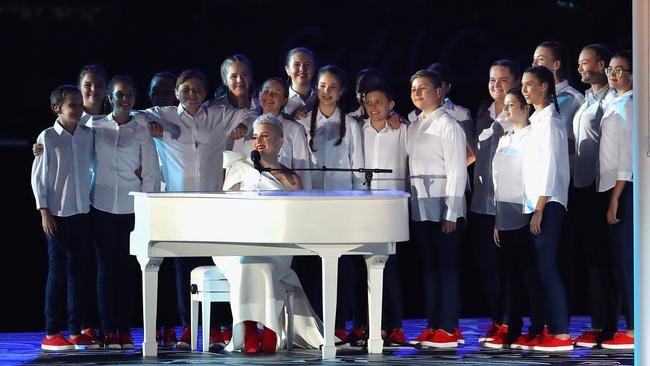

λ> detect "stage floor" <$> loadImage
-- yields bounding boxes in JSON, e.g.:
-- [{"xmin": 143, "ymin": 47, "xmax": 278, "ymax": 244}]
[{"xmin": 1, "ymin": 317, "xmax": 633, "ymax": 365}]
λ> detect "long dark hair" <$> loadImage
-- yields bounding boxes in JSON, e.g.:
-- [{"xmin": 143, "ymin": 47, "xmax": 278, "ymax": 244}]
[
  {"xmin": 309, "ymin": 65, "xmax": 347, "ymax": 151},
  {"xmin": 524, "ymin": 66, "xmax": 559, "ymax": 113}
]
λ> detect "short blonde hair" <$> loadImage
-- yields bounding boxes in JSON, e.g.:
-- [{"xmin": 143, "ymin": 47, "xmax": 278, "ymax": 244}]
[{"xmin": 252, "ymin": 114, "xmax": 284, "ymax": 137}]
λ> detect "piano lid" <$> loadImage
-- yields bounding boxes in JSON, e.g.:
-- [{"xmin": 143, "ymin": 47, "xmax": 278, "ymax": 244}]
[{"xmin": 130, "ymin": 189, "xmax": 411, "ymax": 200}]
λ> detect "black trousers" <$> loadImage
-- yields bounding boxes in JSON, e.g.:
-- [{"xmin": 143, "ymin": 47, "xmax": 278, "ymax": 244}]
[
  {"xmin": 573, "ymin": 185, "xmax": 618, "ymax": 335},
  {"xmin": 412, "ymin": 219, "xmax": 464, "ymax": 333},
  {"xmin": 469, "ymin": 212, "xmax": 508, "ymax": 325}
]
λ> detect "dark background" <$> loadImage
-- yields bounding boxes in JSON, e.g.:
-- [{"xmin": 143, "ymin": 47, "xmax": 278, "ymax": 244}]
[{"xmin": 2, "ymin": 0, "xmax": 631, "ymax": 332}]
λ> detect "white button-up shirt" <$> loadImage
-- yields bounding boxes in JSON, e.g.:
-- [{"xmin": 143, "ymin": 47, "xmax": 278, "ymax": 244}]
[
  {"xmin": 142, "ymin": 103, "xmax": 257, "ymax": 192},
  {"xmin": 207, "ymin": 95, "xmax": 261, "ymax": 152},
  {"xmin": 492, "ymin": 126, "xmax": 531, "ymax": 230},
  {"xmin": 572, "ymin": 87, "xmax": 615, "ymax": 187},
  {"xmin": 407, "ymin": 107, "xmax": 467, "ymax": 222},
  {"xmin": 31, "ymin": 120, "xmax": 94, "ymax": 217},
  {"xmin": 362, "ymin": 119, "xmax": 407, "ymax": 190},
  {"xmin": 284, "ymin": 86, "xmax": 317, "ymax": 117},
  {"xmin": 89, "ymin": 114, "xmax": 161, "ymax": 214},
  {"xmin": 598, "ymin": 90, "xmax": 633, "ymax": 192},
  {"xmin": 555, "ymin": 80, "xmax": 584, "ymax": 142},
  {"xmin": 408, "ymin": 99, "xmax": 475, "ymax": 151},
  {"xmin": 523, "ymin": 104, "xmax": 570, "ymax": 212},
  {"xmin": 297, "ymin": 108, "xmax": 365, "ymax": 190}
]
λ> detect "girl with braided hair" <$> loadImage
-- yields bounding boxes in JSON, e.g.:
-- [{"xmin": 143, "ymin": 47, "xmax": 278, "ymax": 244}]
[{"xmin": 510, "ymin": 65, "xmax": 572, "ymax": 351}]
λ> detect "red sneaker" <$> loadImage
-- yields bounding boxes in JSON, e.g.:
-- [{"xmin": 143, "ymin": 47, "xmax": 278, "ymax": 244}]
[
  {"xmin": 348, "ymin": 327, "xmax": 367, "ymax": 347},
  {"xmin": 261, "ymin": 326, "xmax": 277, "ymax": 352},
  {"xmin": 244, "ymin": 321, "xmax": 260, "ymax": 353},
  {"xmin": 408, "ymin": 328, "xmax": 435, "ymax": 345},
  {"xmin": 82, "ymin": 328, "xmax": 103, "ymax": 347},
  {"xmin": 176, "ymin": 326, "xmax": 191, "ymax": 350},
  {"xmin": 533, "ymin": 335, "xmax": 573, "ymax": 352},
  {"xmin": 161, "ymin": 327, "xmax": 177, "ymax": 347},
  {"xmin": 335, "ymin": 328, "xmax": 348, "ymax": 342},
  {"xmin": 222, "ymin": 327, "xmax": 232, "ymax": 345},
  {"xmin": 383, "ymin": 328, "xmax": 406, "ymax": 346},
  {"xmin": 574, "ymin": 330, "xmax": 599, "ymax": 348},
  {"xmin": 421, "ymin": 329, "xmax": 458, "ymax": 348},
  {"xmin": 510, "ymin": 333, "xmax": 541, "ymax": 350},
  {"xmin": 483, "ymin": 325, "xmax": 509, "ymax": 349},
  {"xmin": 455, "ymin": 328, "xmax": 465, "ymax": 345},
  {"xmin": 478, "ymin": 322, "xmax": 501, "ymax": 343},
  {"xmin": 119, "ymin": 330, "xmax": 135, "ymax": 350},
  {"xmin": 601, "ymin": 332, "xmax": 634, "ymax": 349},
  {"xmin": 209, "ymin": 327, "xmax": 225, "ymax": 350},
  {"xmin": 41, "ymin": 333, "xmax": 75, "ymax": 352},
  {"xmin": 104, "ymin": 331, "xmax": 121, "ymax": 350},
  {"xmin": 69, "ymin": 333, "xmax": 100, "ymax": 350}
]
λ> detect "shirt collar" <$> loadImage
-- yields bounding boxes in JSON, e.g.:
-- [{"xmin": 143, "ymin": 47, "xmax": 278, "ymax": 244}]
[
  {"xmin": 488, "ymin": 102, "xmax": 496, "ymax": 119},
  {"xmin": 614, "ymin": 89, "xmax": 633, "ymax": 100},
  {"xmin": 289, "ymin": 85, "xmax": 314, "ymax": 100},
  {"xmin": 177, "ymin": 103, "xmax": 206, "ymax": 118},
  {"xmin": 555, "ymin": 80, "xmax": 570, "ymax": 94},
  {"xmin": 316, "ymin": 106, "xmax": 341, "ymax": 122},
  {"xmin": 363, "ymin": 119, "xmax": 392, "ymax": 132},
  {"xmin": 530, "ymin": 103, "xmax": 555, "ymax": 123},
  {"xmin": 586, "ymin": 85, "xmax": 611, "ymax": 104},
  {"xmin": 418, "ymin": 106, "xmax": 446, "ymax": 122}
]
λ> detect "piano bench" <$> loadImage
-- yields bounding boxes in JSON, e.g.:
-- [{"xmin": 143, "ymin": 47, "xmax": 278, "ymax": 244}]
[{"xmin": 189, "ymin": 265, "xmax": 295, "ymax": 352}]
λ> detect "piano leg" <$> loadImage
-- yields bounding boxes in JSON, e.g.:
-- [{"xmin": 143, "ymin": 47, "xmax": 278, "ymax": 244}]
[
  {"xmin": 321, "ymin": 254, "xmax": 341, "ymax": 359},
  {"xmin": 137, "ymin": 256, "xmax": 163, "ymax": 357},
  {"xmin": 365, "ymin": 254, "xmax": 388, "ymax": 354}
]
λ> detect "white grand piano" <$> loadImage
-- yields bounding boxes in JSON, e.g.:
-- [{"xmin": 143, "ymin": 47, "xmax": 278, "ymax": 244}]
[{"xmin": 130, "ymin": 189, "xmax": 410, "ymax": 359}]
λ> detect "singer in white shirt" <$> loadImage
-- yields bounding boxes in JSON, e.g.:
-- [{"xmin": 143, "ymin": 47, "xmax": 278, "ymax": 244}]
[
  {"xmin": 213, "ymin": 116, "xmax": 323, "ymax": 353},
  {"xmin": 232, "ymin": 78, "xmax": 313, "ymax": 190}
]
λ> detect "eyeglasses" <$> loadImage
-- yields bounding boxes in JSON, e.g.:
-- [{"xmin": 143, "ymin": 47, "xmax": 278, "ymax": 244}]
[{"xmin": 605, "ymin": 67, "xmax": 631, "ymax": 77}]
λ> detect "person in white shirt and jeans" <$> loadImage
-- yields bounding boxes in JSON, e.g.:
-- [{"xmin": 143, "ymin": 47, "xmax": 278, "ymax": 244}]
[
  {"xmin": 89, "ymin": 76, "xmax": 161, "ymax": 349},
  {"xmin": 598, "ymin": 50, "xmax": 634, "ymax": 350},
  {"xmin": 32, "ymin": 86, "xmax": 97, "ymax": 352},
  {"xmin": 512, "ymin": 66, "xmax": 572, "ymax": 351},
  {"xmin": 571, "ymin": 44, "xmax": 619, "ymax": 348},
  {"xmin": 406, "ymin": 70, "xmax": 467, "ymax": 349}
]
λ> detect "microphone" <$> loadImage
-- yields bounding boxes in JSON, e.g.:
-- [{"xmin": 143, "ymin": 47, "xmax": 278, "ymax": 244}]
[{"xmin": 251, "ymin": 150, "xmax": 265, "ymax": 173}]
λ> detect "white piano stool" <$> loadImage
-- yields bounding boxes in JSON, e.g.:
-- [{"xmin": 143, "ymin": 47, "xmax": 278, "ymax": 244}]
[{"xmin": 189, "ymin": 265, "xmax": 295, "ymax": 352}]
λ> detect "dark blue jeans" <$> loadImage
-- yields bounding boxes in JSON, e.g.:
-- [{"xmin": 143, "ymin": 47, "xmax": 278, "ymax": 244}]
[
  {"xmin": 573, "ymin": 185, "xmax": 618, "ymax": 335},
  {"xmin": 469, "ymin": 212, "xmax": 508, "ymax": 325},
  {"xmin": 413, "ymin": 218, "xmax": 464, "ymax": 333},
  {"xmin": 91, "ymin": 207, "xmax": 135, "ymax": 332},
  {"xmin": 45, "ymin": 213, "xmax": 92, "ymax": 335},
  {"xmin": 531, "ymin": 201, "xmax": 569, "ymax": 334},
  {"xmin": 499, "ymin": 223, "xmax": 543, "ymax": 341},
  {"xmin": 607, "ymin": 183, "xmax": 634, "ymax": 330}
]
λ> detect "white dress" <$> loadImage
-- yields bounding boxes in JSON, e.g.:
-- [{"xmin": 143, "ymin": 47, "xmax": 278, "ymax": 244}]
[{"xmin": 213, "ymin": 151, "xmax": 324, "ymax": 351}]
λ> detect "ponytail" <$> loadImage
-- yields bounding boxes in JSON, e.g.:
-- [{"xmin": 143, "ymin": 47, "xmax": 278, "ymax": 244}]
[
  {"xmin": 309, "ymin": 99, "xmax": 319, "ymax": 152},
  {"xmin": 550, "ymin": 88, "xmax": 560, "ymax": 113},
  {"xmin": 335, "ymin": 108, "xmax": 346, "ymax": 146}
]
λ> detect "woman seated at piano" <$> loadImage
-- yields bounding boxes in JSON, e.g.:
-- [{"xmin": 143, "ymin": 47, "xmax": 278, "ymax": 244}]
[{"xmin": 213, "ymin": 114, "xmax": 323, "ymax": 353}]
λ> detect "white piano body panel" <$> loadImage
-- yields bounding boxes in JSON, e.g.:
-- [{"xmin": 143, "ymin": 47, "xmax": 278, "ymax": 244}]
[{"xmin": 130, "ymin": 190, "xmax": 410, "ymax": 359}]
